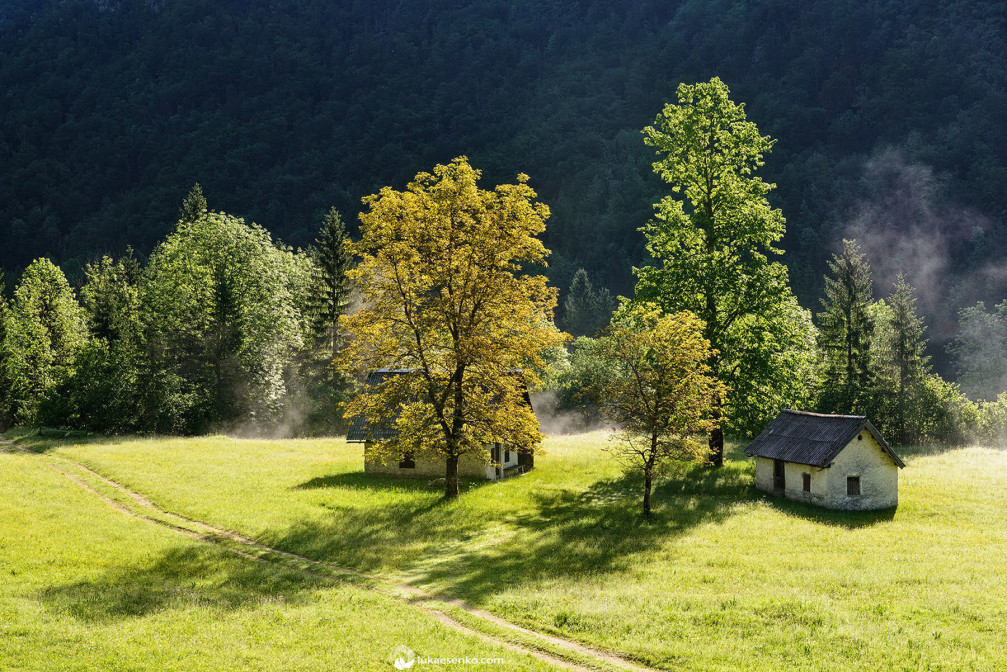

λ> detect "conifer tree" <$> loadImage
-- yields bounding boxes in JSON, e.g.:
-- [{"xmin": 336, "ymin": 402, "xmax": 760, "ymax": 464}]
[
  {"xmin": 179, "ymin": 183, "xmax": 208, "ymax": 223},
  {"xmin": 562, "ymin": 268, "xmax": 615, "ymax": 336},
  {"xmin": 309, "ymin": 207, "xmax": 352, "ymax": 362},
  {"xmin": 880, "ymin": 274, "xmax": 930, "ymax": 443},
  {"xmin": 817, "ymin": 239, "xmax": 875, "ymax": 414}
]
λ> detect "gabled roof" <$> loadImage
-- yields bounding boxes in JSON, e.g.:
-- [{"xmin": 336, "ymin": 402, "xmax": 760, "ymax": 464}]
[
  {"xmin": 345, "ymin": 369, "xmax": 533, "ymax": 443},
  {"xmin": 744, "ymin": 409, "xmax": 905, "ymax": 468}
]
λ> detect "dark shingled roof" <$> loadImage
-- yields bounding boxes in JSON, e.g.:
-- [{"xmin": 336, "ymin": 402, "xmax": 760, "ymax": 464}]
[
  {"xmin": 744, "ymin": 409, "xmax": 905, "ymax": 468},
  {"xmin": 345, "ymin": 370, "xmax": 409, "ymax": 442},
  {"xmin": 345, "ymin": 369, "xmax": 533, "ymax": 443}
]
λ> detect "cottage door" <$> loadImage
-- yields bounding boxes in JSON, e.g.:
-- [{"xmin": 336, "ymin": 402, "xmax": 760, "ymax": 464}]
[{"xmin": 773, "ymin": 459, "xmax": 785, "ymax": 492}]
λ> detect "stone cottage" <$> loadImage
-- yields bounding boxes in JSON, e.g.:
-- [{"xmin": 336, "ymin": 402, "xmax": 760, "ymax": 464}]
[
  {"xmin": 345, "ymin": 369, "xmax": 534, "ymax": 481},
  {"xmin": 745, "ymin": 409, "xmax": 905, "ymax": 510}
]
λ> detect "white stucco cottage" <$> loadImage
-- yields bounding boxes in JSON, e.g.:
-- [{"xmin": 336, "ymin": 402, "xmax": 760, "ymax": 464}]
[{"xmin": 745, "ymin": 410, "xmax": 905, "ymax": 510}]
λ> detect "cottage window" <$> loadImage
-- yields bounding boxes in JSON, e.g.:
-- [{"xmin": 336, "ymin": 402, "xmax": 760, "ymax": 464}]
[
  {"xmin": 399, "ymin": 452, "xmax": 416, "ymax": 469},
  {"xmin": 802, "ymin": 473, "xmax": 811, "ymax": 492},
  {"xmin": 504, "ymin": 448, "xmax": 511, "ymax": 463},
  {"xmin": 847, "ymin": 476, "xmax": 861, "ymax": 496}
]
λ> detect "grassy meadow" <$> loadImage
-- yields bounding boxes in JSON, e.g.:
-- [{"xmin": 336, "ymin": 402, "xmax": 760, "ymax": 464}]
[{"xmin": 4, "ymin": 429, "xmax": 1007, "ymax": 670}]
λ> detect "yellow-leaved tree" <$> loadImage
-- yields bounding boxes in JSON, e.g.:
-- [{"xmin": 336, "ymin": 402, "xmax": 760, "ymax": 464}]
[
  {"xmin": 339, "ymin": 157, "xmax": 567, "ymax": 499},
  {"xmin": 592, "ymin": 303, "xmax": 725, "ymax": 517}
]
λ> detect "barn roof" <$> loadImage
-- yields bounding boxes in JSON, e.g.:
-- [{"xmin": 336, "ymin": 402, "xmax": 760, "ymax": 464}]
[
  {"xmin": 744, "ymin": 410, "xmax": 905, "ymax": 468},
  {"xmin": 345, "ymin": 369, "xmax": 533, "ymax": 443}
]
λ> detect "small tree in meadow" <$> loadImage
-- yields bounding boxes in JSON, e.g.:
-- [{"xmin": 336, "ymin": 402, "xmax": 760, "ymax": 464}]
[{"xmin": 592, "ymin": 303, "xmax": 724, "ymax": 517}]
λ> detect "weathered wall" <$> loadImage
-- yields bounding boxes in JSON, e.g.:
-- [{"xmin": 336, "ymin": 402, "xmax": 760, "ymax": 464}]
[
  {"xmin": 364, "ymin": 442, "xmax": 500, "ymax": 480},
  {"xmin": 753, "ymin": 456, "xmax": 826, "ymax": 504},
  {"xmin": 825, "ymin": 432, "xmax": 899, "ymax": 510},
  {"xmin": 754, "ymin": 456, "xmax": 775, "ymax": 492}
]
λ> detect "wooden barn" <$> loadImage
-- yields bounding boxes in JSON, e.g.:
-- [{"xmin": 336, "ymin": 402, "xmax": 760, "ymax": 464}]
[
  {"xmin": 745, "ymin": 410, "xmax": 905, "ymax": 510},
  {"xmin": 345, "ymin": 369, "xmax": 534, "ymax": 481}
]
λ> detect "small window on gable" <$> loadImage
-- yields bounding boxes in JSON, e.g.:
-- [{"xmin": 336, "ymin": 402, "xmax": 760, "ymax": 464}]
[
  {"xmin": 858, "ymin": 433, "xmax": 863, "ymax": 441},
  {"xmin": 802, "ymin": 473, "xmax": 811, "ymax": 492},
  {"xmin": 399, "ymin": 452, "xmax": 416, "ymax": 469},
  {"xmin": 847, "ymin": 476, "xmax": 861, "ymax": 496}
]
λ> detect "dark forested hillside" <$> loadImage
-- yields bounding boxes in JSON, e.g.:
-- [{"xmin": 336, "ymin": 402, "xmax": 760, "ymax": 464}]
[{"xmin": 2, "ymin": 0, "xmax": 1006, "ymax": 326}]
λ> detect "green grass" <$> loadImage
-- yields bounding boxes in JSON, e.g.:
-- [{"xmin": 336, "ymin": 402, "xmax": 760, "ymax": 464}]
[
  {"xmin": 0, "ymin": 443, "xmax": 557, "ymax": 671},
  {"xmin": 6, "ymin": 429, "xmax": 1007, "ymax": 670}
]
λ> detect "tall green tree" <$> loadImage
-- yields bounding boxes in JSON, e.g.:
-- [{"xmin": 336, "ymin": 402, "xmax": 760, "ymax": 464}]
[
  {"xmin": 634, "ymin": 77, "xmax": 808, "ymax": 465},
  {"xmin": 817, "ymin": 239, "xmax": 875, "ymax": 414},
  {"xmin": 299, "ymin": 207, "xmax": 354, "ymax": 433},
  {"xmin": 3, "ymin": 258, "xmax": 88, "ymax": 424},
  {"xmin": 877, "ymin": 274, "xmax": 930, "ymax": 444},
  {"xmin": 308, "ymin": 207, "xmax": 353, "ymax": 363},
  {"xmin": 0, "ymin": 271, "xmax": 11, "ymax": 427},
  {"xmin": 562, "ymin": 268, "xmax": 615, "ymax": 337},
  {"xmin": 142, "ymin": 209, "xmax": 310, "ymax": 433},
  {"xmin": 56, "ymin": 253, "xmax": 146, "ymax": 432}
]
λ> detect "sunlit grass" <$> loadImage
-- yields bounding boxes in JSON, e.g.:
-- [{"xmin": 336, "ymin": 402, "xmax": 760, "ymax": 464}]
[
  {"xmin": 0, "ymin": 443, "xmax": 556, "ymax": 671},
  {"xmin": 8, "ymin": 428, "xmax": 1007, "ymax": 670}
]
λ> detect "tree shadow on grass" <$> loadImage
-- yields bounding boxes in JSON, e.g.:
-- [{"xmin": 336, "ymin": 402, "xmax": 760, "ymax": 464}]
[
  {"xmin": 38, "ymin": 543, "xmax": 353, "ymax": 623},
  {"xmin": 266, "ymin": 459, "xmax": 754, "ymax": 604},
  {"xmin": 296, "ymin": 471, "xmax": 492, "ymax": 495},
  {"xmin": 3, "ymin": 428, "xmax": 108, "ymax": 454}
]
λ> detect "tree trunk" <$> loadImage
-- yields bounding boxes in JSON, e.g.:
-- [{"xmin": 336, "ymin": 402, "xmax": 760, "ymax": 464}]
[
  {"xmin": 643, "ymin": 435, "xmax": 658, "ymax": 518},
  {"xmin": 445, "ymin": 453, "xmax": 459, "ymax": 499},
  {"xmin": 709, "ymin": 398, "xmax": 724, "ymax": 467},
  {"xmin": 643, "ymin": 469, "xmax": 653, "ymax": 518}
]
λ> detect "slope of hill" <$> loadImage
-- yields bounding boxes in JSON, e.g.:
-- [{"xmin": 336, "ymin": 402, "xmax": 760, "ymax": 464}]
[{"xmin": 1, "ymin": 0, "xmax": 1005, "ymax": 314}]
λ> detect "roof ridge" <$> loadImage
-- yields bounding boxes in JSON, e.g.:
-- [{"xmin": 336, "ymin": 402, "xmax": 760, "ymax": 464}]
[{"xmin": 782, "ymin": 408, "xmax": 866, "ymax": 420}]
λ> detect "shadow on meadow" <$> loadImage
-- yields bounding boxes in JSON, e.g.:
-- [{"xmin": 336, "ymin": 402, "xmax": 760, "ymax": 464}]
[
  {"xmin": 271, "ymin": 458, "xmax": 755, "ymax": 602},
  {"xmin": 765, "ymin": 496, "xmax": 897, "ymax": 529},
  {"xmin": 37, "ymin": 543, "xmax": 350, "ymax": 622},
  {"xmin": 3, "ymin": 428, "xmax": 107, "ymax": 454},
  {"xmin": 296, "ymin": 471, "xmax": 494, "ymax": 495}
]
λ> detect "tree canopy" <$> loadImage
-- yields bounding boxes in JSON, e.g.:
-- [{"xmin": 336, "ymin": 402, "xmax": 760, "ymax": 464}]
[
  {"xmin": 591, "ymin": 303, "xmax": 723, "ymax": 517},
  {"xmin": 339, "ymin": 157, "xmax": 567, "ymax": 498},
  {"xmin": 634, "ymin": 77, "xmax": 812, "ymax": 463},
  {"xmin": 142, "ymin": 209, "xmax": 311, "ymax": 433}
]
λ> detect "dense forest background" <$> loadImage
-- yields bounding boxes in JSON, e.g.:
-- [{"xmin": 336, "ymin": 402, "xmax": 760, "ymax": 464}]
[{"xmin": 2, "ymin": 0, "xmax": 1006, "ymax": 374}]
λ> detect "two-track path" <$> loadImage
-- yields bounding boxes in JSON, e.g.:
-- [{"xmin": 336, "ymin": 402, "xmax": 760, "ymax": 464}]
[{"xmin": 1, "ymin": 436, "xmax": 660, "ymax": 672}]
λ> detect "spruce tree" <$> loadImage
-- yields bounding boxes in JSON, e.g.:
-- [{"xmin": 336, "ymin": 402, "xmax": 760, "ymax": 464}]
[
  {"xmin": 179, "ymin": 183, "xmax": 208, "ymax": 223},
  {"xmin": 309, "ymin": 207, "xmax": 352, "ymax": 362},
  {"xmin": 882, "ymin": 274, "xmax": 930, "ymax": 443},
  {"xmin": 817, "ymin": 239, "xmax": 875, "ymax": 414},
  {"xmin": 563, "ymin": 268, "xmax": 615, "ymax": 336}
]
